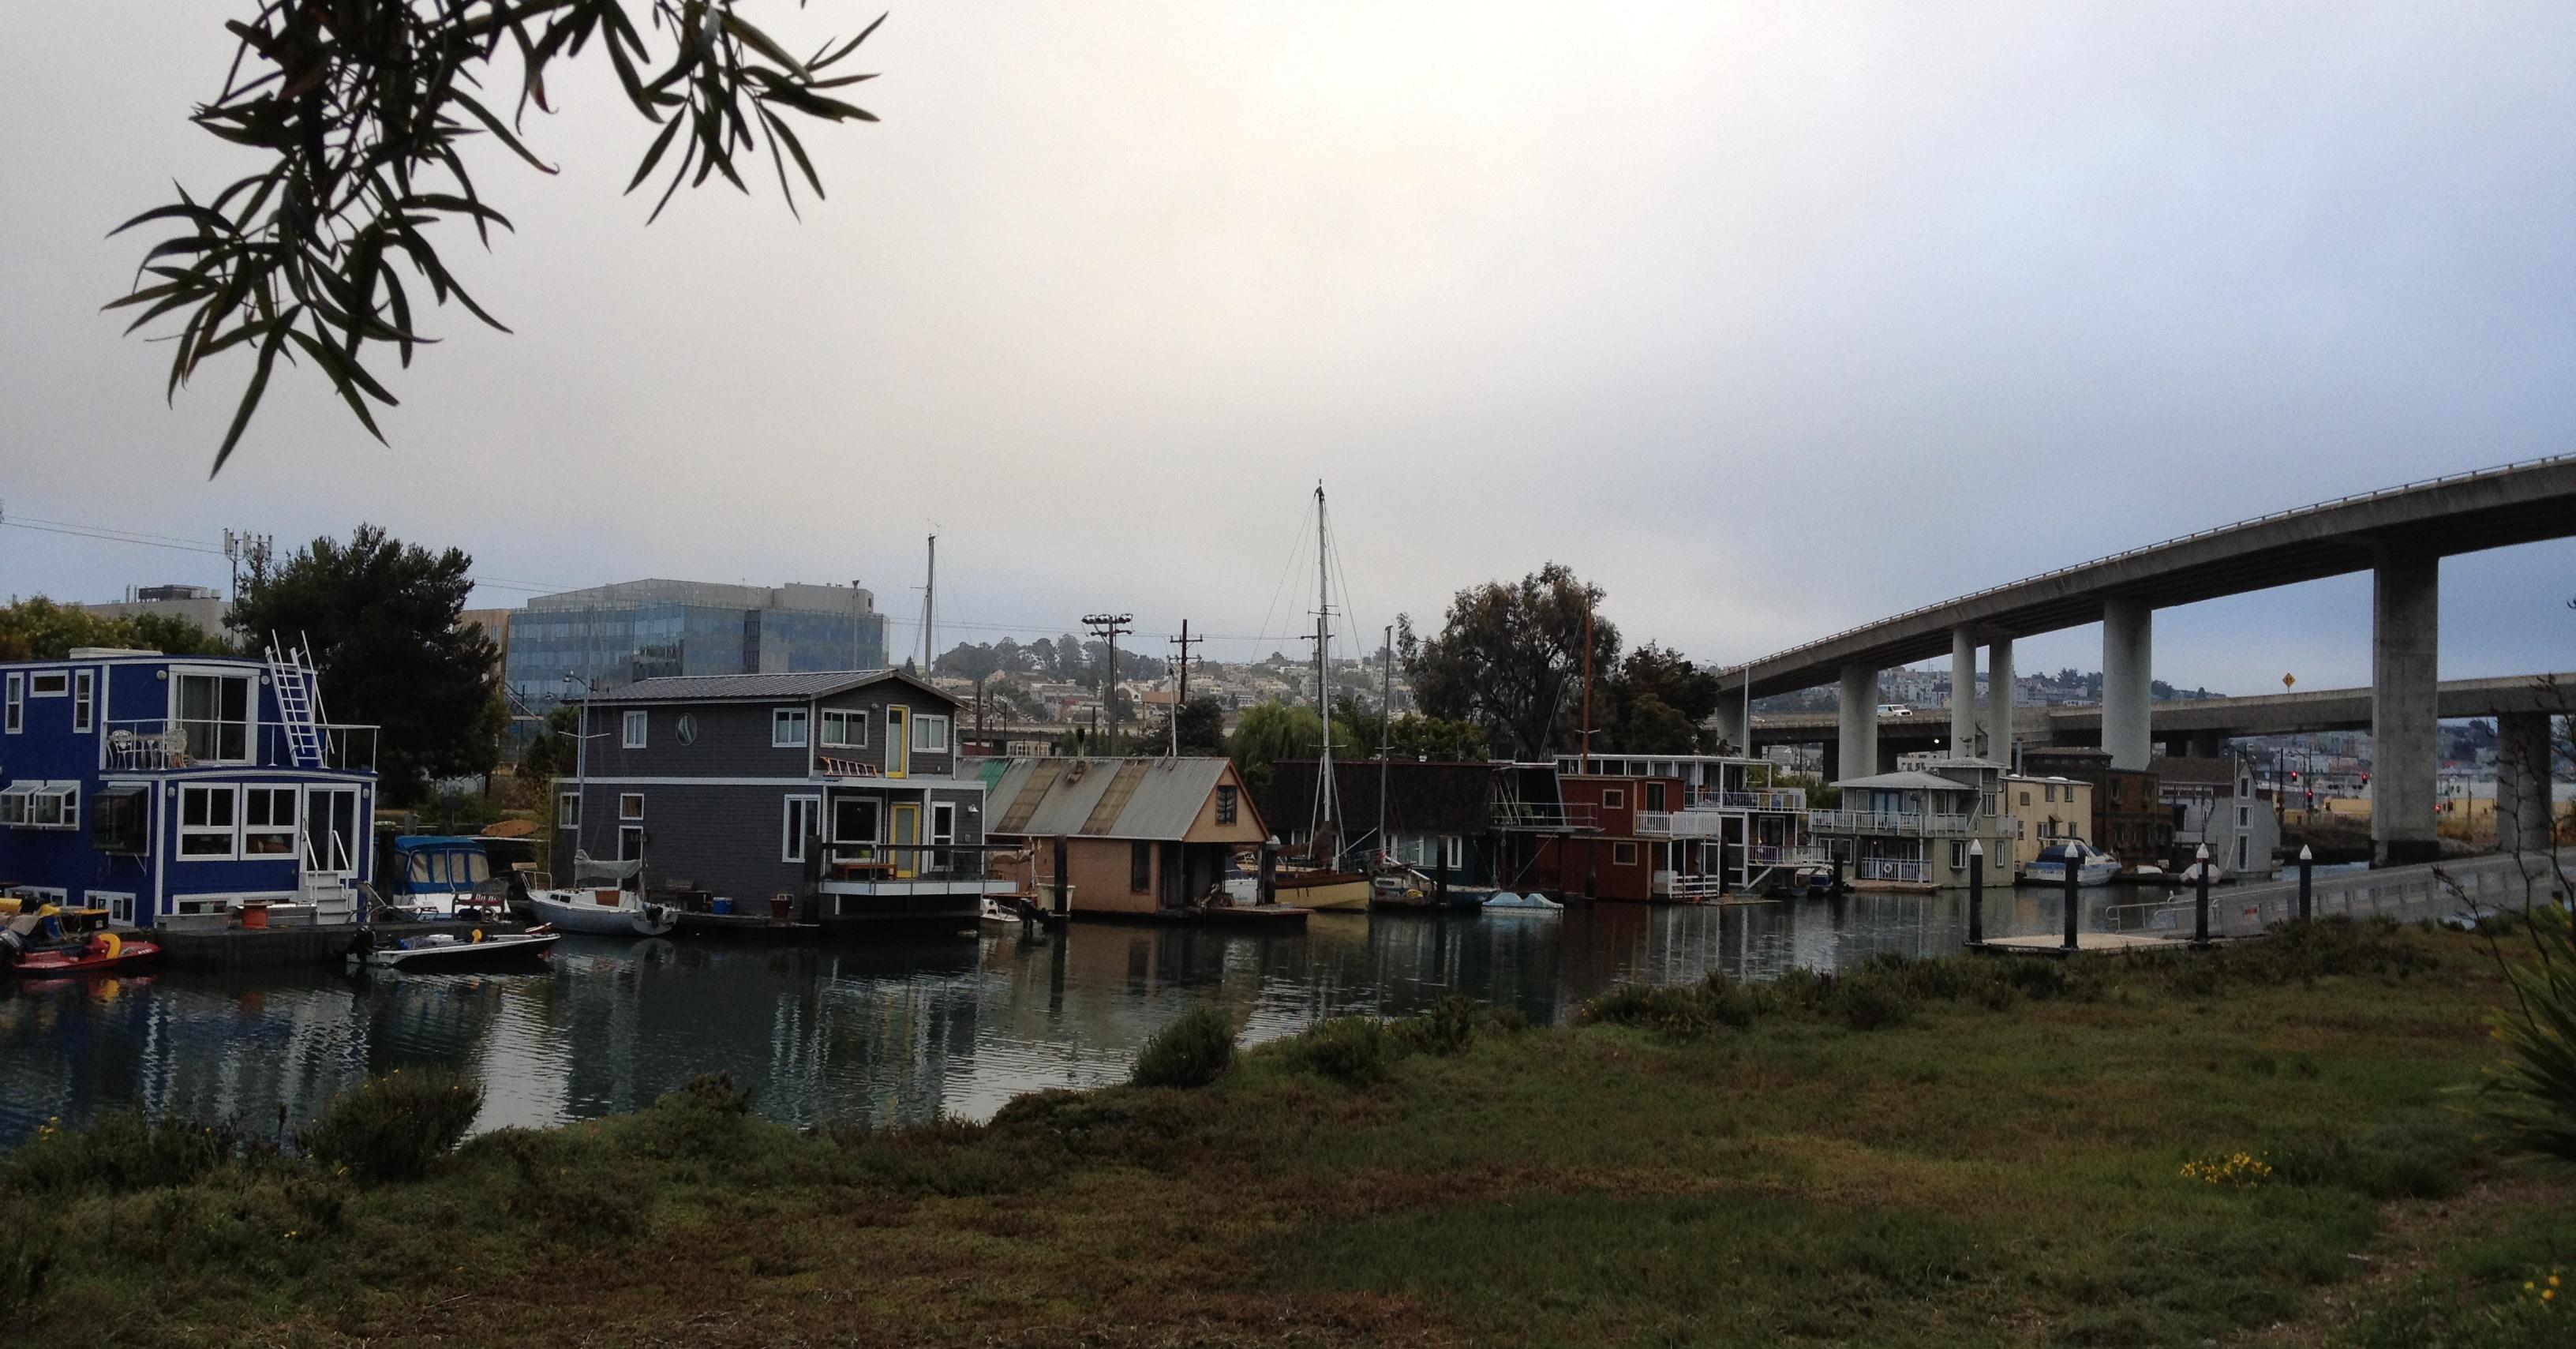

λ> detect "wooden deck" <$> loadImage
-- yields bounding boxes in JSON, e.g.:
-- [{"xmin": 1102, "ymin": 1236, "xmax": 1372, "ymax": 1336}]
[{"xmin": 1970, "ymin": 931, "xmax": 2200, "ymax": 956}]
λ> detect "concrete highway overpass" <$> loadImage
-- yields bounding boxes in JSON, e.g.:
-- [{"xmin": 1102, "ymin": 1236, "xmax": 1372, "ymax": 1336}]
[
  {"xmin": 1711, "ymin": 456, "xmax": 2576, "ymax": 864},
  {"xmin": 1751, "ymin": 672, "xmax": 2574, "ymax": 763}
]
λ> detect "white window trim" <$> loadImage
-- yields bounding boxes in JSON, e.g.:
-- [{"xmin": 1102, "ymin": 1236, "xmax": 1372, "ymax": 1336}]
[
  {"xmin": 93, "ymin": 891, "xmax": 136, "ymax": 926},
  {"xmin": 240, "ymin": 785, "xmax": 299, "ymax": 857},
  {"xmin": 178, "ymin": 783, "xmax": 241, "ymax": 860},
  {"xmin": 559, "ymin": 790, "xmax": 582, "ymax": 830},
  {"xmin": 168, "ymin": 667, "xmax": 257, "ymax": 766},
  {"xmin": 623, "ymin": 710, "xmax": 648, "ymax": 748},
  {"xmin": 784, "ymin": 794, "xmax": 821, "ymax": 863},
  {"xmin": 73, "ymin": 669, "xmax": 94, "ymax": 733},
  {"xmin": 619, "ymin": 792, "xmax": 645, "ymax": 821},
  {"xmin": 0, "ymin": 781, "xmax": 79, "ymax": 831},
  {"xmin": 1443, "ymin": 834, "xmax": 1465, "ymax": 871},
  {"xmin": 930, "ymin": 801, "xmax": 955, "ymax": 843},
  {"xmin": 830, "ymin": 796, "xmax": 881, "ymax": 845},
  {"xmin": 4, "ymin": 673, "xmax": 20, "ymax": 733},
  {"xmin": 820, "ymin": 708, "xmax": 869, "ymax": 749},
  {"xmin": 773, "ymin": 706, "xmax": 811, "ymax": 748},
  {"xmin": 26, "ymin": 671, "xmax": 69, "ymax": 697},
  {"xmin": 912, "ymin": 713, "xmax": 949, "ymax": 755}
]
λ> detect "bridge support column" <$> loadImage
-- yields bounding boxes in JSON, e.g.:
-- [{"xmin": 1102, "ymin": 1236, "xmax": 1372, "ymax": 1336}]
[
  {"xmin": 1950, "ymin": 628, "xmax": 1978, "ymax": 761},
  {"xmin": 2496, "ymin": 710, "xmax": 2555, "ymax": 857},
  {"xmin": 1837, "ymin": 665, "xmax": 1879, "ymax": 785},
  {"xmin": 1711, "ymin": 687, "xmax": 1747, "ymax": 758},
  {"xmin": 2102, "ymin": 599, "xmax": 2152, "ymax": 771},
  {"xmin": 2187, "ymin": 731, "xmax": 2226, "ymax": 759},
  {"xmin": 2371, "ymin": 545, "xmax": 2439, "ymax": 867},
  {"xmin": 1986, "ymin": 636, "xmax": 2016, "ymax": 769}
]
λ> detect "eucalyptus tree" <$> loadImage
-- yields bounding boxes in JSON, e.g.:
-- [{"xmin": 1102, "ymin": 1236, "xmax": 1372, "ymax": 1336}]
[{"xmin": 110, "ymin": 1, "xmax": 887, "ymax": 474}]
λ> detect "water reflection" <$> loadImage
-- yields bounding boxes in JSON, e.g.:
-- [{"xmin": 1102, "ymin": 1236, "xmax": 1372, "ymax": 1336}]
[{"xmin": 0, "ymin": 891, "xmax": 2221, "ymax": 1148}]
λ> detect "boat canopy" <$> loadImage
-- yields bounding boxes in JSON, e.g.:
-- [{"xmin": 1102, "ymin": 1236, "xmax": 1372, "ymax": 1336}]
[{"xmin": 570, "ymin": 852, "xmax": 643, "ymax": 882}]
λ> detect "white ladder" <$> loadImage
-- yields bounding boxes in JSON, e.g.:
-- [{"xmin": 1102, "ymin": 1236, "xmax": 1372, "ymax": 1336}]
[{"xmin": 265, "ymin": 635, "xmax": 328, "ymax": 768}]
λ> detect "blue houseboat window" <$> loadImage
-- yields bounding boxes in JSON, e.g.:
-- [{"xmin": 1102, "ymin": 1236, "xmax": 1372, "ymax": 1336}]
[
  {"xmin": 95, "ymin": 787, "xmax": 148, "ymax": 854},
  {"xmin": 243, "ymin": 787, "xmax": 298, "ymax": 855},
  {"xmin": 179, "ymin": 785, "xmax": 239, "ymax": 857},
  {"xmin": 73, "ymin": 670, "xmax": 94, "ymax": 733},
  {"xmin": 174, "ymin": 672, "xmax": 252, "ymax": 763},
  {"xmin": 3, "ymin": 673, "xmax": 18, "ymax": 733}
]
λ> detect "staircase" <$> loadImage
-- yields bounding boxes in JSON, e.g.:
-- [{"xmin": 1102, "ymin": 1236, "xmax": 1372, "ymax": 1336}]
[{"xmin": 264, "ymin": 635, "xmax": 328, "ymax": 768}]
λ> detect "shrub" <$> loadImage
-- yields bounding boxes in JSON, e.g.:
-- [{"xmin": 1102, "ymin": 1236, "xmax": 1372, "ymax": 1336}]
[
  {"xmin": 1132, "ymin": 1003, "xmax": 1237, "ymax": 1089},
  {"xmin": 1579, "ymin": 984, "xmax": 1717, "ymax": 1040},
  {"xmin": 1286, "ymin": 1017, "xmax": 1398, "ymax": 1086},
  {"xmin": 1700, "ymin": 973, "xmax": 1759, "ymax": 1029},
  {"xmin": 621, "ymin": 1073, "xmax": 755, "ymax": 1160},
  {"xmin": 489, "ymin": 1130, "xmax": 652, "ymax": 1243},
  {"xmin": 298, "ymin": 1069, "xmax": 482, "ymax": 1184},
  {"xmin": 4, "ymin": 1111, "xmax": 254, "ymax": 1195},
  {"xmin": 1391, "ymin": 995, "xmax": 1479, "ymax": 1057},
  {"xmin": 1833, "ymin": 971, "xmax": 1912, "ymax": 1032},
  {"xmin": 2484, "ymin": 903, "xmax": 2576, "ymax": 1162}
]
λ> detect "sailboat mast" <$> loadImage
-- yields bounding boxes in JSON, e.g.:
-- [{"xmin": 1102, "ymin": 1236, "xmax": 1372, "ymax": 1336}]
[
  {"xmin": 1378, "ymin": 623, "xmax": 1392, "ymax": 864},
  {"xmin": 922, "ymin": 534, "xmax": 937, "ymax": 669},
  {"xmin": 1312, "ymin": 483, "xmax": 1338, "ymax": 858}
]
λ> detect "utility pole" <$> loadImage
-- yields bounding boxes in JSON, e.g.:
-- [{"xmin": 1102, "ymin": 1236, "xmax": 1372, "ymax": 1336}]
[
  {"xmin": 223, "ymin": 529, "xmax": 272, "ymax": 601},
  {"xmin": 1082, "ymin": 612, "xmax": 1133, "ymax": 756},
  {"xmin": 1167, "ymin": 620, "xmax": 1203, "ymax": 756},
  {"xmin": 920, "ymin": 534, "xmax": 938, "ymax": 670}
]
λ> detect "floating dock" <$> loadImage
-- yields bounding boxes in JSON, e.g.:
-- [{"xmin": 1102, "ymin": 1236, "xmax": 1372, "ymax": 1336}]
[
  {"xmin": 152, "ymin": 920, "xmax": 509, "ymax": 969},
  {"xmin": 674, "ymin": 911, "xmax": 823, "ymax": 940},
  {"xmin": 1969, "ymin": 931, "xmax": 2200, "ymax": 957},
  {"xmin": 1203, "ymin": 905, "xmax": 1309, "ymax": 931}
]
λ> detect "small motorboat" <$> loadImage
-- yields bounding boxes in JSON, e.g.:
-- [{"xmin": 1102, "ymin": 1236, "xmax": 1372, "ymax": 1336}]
[
  {"xmin": 1790, "ymin": 864, "xmax": 1840, "ymax": 897},
  {"xmin": 353, "ymin": 928, "xmax": 559, "ymax": 970},
  {"xmin": 2, "ymin": 909, "xmax": 160, "ymax": 976},
  {"xmin": 2024, "ymin": 841, "xmax": 2121, "ymax": 887},
  {"xmin": 1367, "ymin": 865, "xmax": 1485, "ymax": 911},
  {"xmin": 979, "ymin": 897, "xmax": 1024, "ymax": 931},
  {"xmin": 1482, "ymin": 890, "xmax": 1564, "ymax": 912}
]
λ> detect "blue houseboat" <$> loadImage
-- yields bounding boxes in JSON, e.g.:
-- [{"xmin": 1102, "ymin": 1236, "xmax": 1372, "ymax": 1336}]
[{"xmin": 0, "ymin": 646, "xmax": 377, "ymax": 928}]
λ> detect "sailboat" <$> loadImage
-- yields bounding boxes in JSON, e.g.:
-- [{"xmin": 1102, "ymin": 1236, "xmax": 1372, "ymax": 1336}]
[{"xmin": 1271, "ymin": 484, "xmax": 1372, "ymax": 912}]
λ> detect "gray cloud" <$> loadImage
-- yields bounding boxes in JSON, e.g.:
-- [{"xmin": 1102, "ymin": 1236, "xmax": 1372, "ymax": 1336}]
[{"xmin": 3, "ymin": 2, "xmax": 2569, "ymax": 694}]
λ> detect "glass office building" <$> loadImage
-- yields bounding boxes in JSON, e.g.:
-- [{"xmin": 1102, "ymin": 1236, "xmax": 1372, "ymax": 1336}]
[{"xmin": 504, "ymin": 580, "xmax": 888, "ymax": 710}]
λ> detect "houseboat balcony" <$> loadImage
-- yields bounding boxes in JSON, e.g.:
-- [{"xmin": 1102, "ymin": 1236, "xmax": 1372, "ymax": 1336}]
[
  {"xmin": 1635, "ymin": 811, "xmax": 1726, "ymax": 838},
  {"xmin": 1684, "ymin": 788, "xmax": 1809, "ymax": 812},
  {"xmin": 103, "ymin": 718, "xmax": 378, "ymax": 773},
  {"xmin": 1493, "ymin": 803, "xmax": 1599, "ymax": 831},
  {"xmin": 1652, "ymin": 872, "xmax": 1728, "ymax": 901},
  {"xmin": 1853, "ymin": 857, "xmax": 1930, "ymax": 884},
  {"xmin": 814, "ymin": 845, "xmax": 1017, "ymax": 897},
  {"xmin": 1746, "ymin": 844, "xmax": 1830, "ymax": 867},
  {"xmin": 1807, "ymin": 809, "xmax": 1975, "ymax": 836}
]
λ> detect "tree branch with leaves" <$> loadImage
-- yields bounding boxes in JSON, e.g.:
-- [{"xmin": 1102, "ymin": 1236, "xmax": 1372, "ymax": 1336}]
[{"xmin": 110, "ymin": 0, "xmax": 885, "ymax": 474}]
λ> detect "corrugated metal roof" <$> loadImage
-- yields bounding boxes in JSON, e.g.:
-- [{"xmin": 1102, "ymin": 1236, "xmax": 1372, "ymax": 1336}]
[
  {"xmin": 589, "ymin": 669, "xmax": 953, "ymax": 705},
  {"xmin": 985, "ymin": 757, "xmax": 1232, "ymax": 841},
  {"xmin": 1832, "ymin": 770, "xmax": 1984, "ymax": 792}
]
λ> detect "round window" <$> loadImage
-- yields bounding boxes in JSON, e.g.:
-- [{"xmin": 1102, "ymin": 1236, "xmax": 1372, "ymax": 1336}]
[{"xmin": 676, "ymin": 714, "xmax": 698, "ymax": 746}]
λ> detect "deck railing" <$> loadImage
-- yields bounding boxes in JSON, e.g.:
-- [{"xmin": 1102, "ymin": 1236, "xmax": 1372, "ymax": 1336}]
[
  {"xmin": 103, "ymin": 718, "xmax": 378, "ymax": 773},
  {"xmin": 1854, "ymin": 856, "xmax": 1930, "ymax": 883},
  {"xmin": 1807, "ymin": 808, "xmax": 1975, "ymax": 836},
  {"xmin": 1746, "ymin": 845, "xmax": 1830, "ymax": 867},
  {"xmin": 1493, "ymin": 802, "xmax": 1599, "ymax": 831},
  {"xmin": 1653, "ymin": 873, "xmax": 1728, "ymax": 900}
]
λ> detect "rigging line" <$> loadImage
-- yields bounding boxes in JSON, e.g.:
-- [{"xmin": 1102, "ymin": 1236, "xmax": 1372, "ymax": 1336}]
[{"xmin": 1249, "ymin": 491, "xmax": 1316, "ymax": 663}]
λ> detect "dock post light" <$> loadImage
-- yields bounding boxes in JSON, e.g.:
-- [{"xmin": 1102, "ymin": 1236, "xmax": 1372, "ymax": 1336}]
[
  {"xmin": 2192, "ymin": 844, "xmax": 2213, "ymax": 947},
  {"xmin": 1966, "ymin": 839, "xmax": 1984, "ymax": 947},
  {"xmin": 2061, "ymin": 842, "xmax": 2080, "ymax": 952}
]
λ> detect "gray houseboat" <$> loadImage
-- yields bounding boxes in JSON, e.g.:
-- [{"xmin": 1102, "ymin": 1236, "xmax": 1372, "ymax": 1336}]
[{"xmin": 563, "ymin": 670, "xmax": 1005, "ymax": 927}]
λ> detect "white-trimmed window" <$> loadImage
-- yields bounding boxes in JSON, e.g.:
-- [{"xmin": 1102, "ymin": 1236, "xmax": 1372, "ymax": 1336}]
[
  {"xmin": 0, "ymin": 782, "xmax": 74, "ymax": 829},
  {"xmin": 1443, "ymin": 835, "xmax": 1465, "ymax": 871},
  {"xmin": 559, "ymin": 790, "xmax": 581, "ymax": 830},
  {"xmin": 1601, "ymin": 788, "xmax": 1625, "ymax": 811},
  {"xmin": 1611, "ymin": 841, "xmax": 1638, "ymax": 866},
  {"xmin": 28, "ymin": 672, "xmax": 68, "ymax": 697},
  {"xmin": 821, "ymin": 709, "xmax": 867, "ymax": 748},
  {"xmin": 773, "ymin": 707, "xmax": 810, "ymax": 748},
  {"xmin": 95, "ymin": 891, "xmax": 135, "ymax": 925},
  {"xmin": 930, "ymin": 802, "xmax": 956, "ymax": 870},
  {"xmin": 623, "ymin": 710, "xmax": 647, "ymax": 748},
  {"xmin": 4, "ymin": 673, "xmax": 19, "ymax": 733},
  {"xmin": 73, "ymin": 670, "xmax": 93, "ymax": 733},
  {"xmin": 242, "ymin": 786, "xmax": 298, "ymax": 856},
  {"xmin": 783, "ymin": 795, "xmax": 821, "ymax": 863},
  {"xmin": 179, "ymin": 785, "xmax": 239, "ymax": 858},
  {"xmin": 173, "ymin": 671, "xmax": 253, "ymax": 763},
  {"xmin": 619, "ymin": 793, "xmax": 645, "ymax": 821},
  {"xmin": 912, "ymin": 713, "xmax": 949, "ymax": 755},
  {"xmin": 0, "ymin": 783, "xmax": 28, "ymax": 826}
]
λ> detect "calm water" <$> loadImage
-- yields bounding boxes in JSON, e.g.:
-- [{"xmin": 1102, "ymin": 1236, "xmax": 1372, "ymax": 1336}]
[{"xmin": 0, "ymin": 889, "xmax": 2235, "ymax": 1149}]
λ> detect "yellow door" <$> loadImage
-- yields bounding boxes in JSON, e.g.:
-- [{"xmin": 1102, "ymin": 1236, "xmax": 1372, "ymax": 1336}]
[
  {"xmin": 891, "ymin": 804, "xmax": 920, "ymax": 878},
  {"xmin": 886, "ymin": 706, "xmax": 908, "ymax": 778}
]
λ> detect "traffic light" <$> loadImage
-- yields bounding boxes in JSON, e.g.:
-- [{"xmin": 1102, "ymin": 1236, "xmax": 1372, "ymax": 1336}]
[
  {"xmin": 2360, "ymin": 774, "xmax": 2369, "ymax": 787},
  {"xmin": 2288, "ymin": 770, "xmax": 2300, "ymax": 782}
]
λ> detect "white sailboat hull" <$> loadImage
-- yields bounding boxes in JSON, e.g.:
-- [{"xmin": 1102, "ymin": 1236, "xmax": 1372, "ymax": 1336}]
[{"xmin": 527, "ymin": 890, "xmax": 680, "ymax": 937}]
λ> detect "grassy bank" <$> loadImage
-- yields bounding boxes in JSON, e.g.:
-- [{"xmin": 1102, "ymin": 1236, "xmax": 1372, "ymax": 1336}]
[{"xmin": 3, "ymin": 918, "xmax": 2568, "ymax": 1347}]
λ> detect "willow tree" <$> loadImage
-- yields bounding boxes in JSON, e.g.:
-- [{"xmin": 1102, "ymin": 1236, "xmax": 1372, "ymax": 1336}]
[{"xmin": 110, "ymin": 1, "xmax": 887, "ymax": 474}]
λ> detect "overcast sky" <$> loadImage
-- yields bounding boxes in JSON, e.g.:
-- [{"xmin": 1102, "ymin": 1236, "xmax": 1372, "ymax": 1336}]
[{"xmin": 3, "ymin": 2, "xmax": 2570, "ymax": 695}]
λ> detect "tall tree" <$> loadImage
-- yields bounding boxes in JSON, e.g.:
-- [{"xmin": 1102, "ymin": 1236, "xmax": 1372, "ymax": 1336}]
[
  {"xmin": 230, "ymin": 525, "xmax": 503, "ymax": 804},
  {"xmin": 114, "ymin": 1, "xmax": 888, "ymax": 473},
  {"xmin": 1601, "ymin": 643, "xmax": 1722, "ymax": 755},
  {"xmin": 1400, "ymin": 564, "xmax": 1619, "ymax": 760},
  {"xmin": 1136, "ymin": 695, "xmax": 1227, "ymax": 757},
  {"xmin": 1227, "ymin": 702, "xmax": 1351, "ymax": 801}
]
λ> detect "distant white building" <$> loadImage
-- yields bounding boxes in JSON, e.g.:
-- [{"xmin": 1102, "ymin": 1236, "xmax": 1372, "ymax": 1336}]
[{"xmin": 80, "ymin": 584, "xmax": 227, "ymax": 635}]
